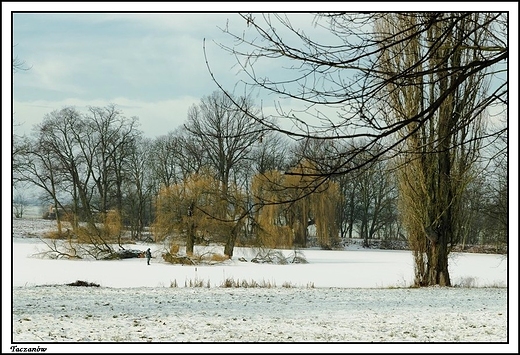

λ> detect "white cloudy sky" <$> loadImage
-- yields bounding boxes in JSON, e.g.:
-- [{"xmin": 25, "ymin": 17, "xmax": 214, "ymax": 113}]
[
  {"xmin": 10, "ymin": 10, "xmax": 257, "ymax": 138},
  {"xmin": 6, "ymin": 2, "xmax": 517, "ymax": 140},
  {"xmin": 7, "ymin": 4, "xmax": 342, "ymax": 139}
]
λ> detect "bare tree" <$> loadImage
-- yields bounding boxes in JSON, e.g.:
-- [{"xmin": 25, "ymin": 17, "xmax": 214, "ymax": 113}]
[
  {"xmin": 477, "ymin": 128, "xmax": 508, "ymax": 251},
  {"xmin": 84, "ymin": 105, "xmax": 139, "ymax": 217},
  {"xmin": 209, "ymin": 12, "xmax": 507, "ymax": 286},
  {"xmin": 20, "ymin": 108, "xmax": 86, "ymax": 234},
  {"xmin": 184, "ymin": 90, "xmax": 264, "ymax": 257},
  {"xmin": 210, "ymin": 13, "xmax": 505, "ymax": 172},
  {"xmin": 122, "ymin": 136, "xmax": 153, "ymax": 241},
  {"xmin": 12, "ymin": 190, "xmax": 27, "ymax": 218},
  {"xmin": 249, "ymin": 130, "xmax": 289, "ymax": 174},
  {"xmin": 352, "ymin": 147, "xmax": 398, "ymax": 247},
  {"xmin": 15, "ymin": 132, "xmax": 70, "ymax": 233},
  {"xmin": 20, "ymin": 106, "xmax": 143, "ymax": 259},
  {"xmin": 149, "ymin": 132, "xmax": 183, "ymax": 189}
]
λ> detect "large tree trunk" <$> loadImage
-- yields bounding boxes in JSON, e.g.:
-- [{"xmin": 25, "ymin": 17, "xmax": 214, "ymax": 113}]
[
  {"xmin": 224, "ymin": 225, "xmax": 238, "ymax": 258},
  {"xmin": 186, "ymin": 222, "xmax": 195, "ymax": 255},
  {"xmin": 186, "ymin": 204, "xmax": 196, "ymax": 255},
  {"xmin": 426, "ymin": 236, "xmax": 451, "ymax": 286}
]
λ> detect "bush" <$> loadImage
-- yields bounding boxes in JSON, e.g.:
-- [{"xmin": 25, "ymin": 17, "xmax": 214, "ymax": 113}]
[
  {"xmin": 380, "ymin": 239, "xmax": 409, "ymax": 250},
  {"xmin": 162, "ymin": 253, "xmax": 195, "ymax": 265},
  {"xmin": 250, "ymin": 249, "xmax": 307, "ymax": 264},
  {"xmin": 251, "ymin": 250, "xmax": 288, "ymax": 264},
  {"xmin": 209, "ymin": 253, "xmax": 229, "ymax": 262},
  {"xmin": 104, "ymin": 249, "xmax": 143, "ymax": 260}
]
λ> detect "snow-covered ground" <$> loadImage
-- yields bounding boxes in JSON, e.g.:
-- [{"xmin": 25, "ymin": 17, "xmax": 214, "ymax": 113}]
[{"xmin": 4, "ymin": 218, "xmax": 518, "ymax": 353}]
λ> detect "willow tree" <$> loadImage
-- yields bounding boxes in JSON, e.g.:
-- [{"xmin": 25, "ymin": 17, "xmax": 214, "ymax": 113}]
[
  {"xmin": 309, "ymin": 179, "xmax": 341, "ymax": 249},
  {"xmin": 251, "ymin": 170, "xmax": 295, "ymax": 248},
  {"xmin": 285, "ymin": 161, "xmax": 341, "ymax": 249},
  {"xmin": 153, "ymin": 170, "xmax": 247, "ymax": 256},
  {"xmin": 210, "ymin": 12, "xmax": 507, "ymax": 286},
  {"xmin": 376, "ymin": 13, "xmax": 492, "ymax": 286},
  {"xmin": 251, "ymin": 161, "xmax": 341, "ymax": 249},
  {"xmin": 153, "ymin": 172, "xmax": 216, "ymax": 254}
]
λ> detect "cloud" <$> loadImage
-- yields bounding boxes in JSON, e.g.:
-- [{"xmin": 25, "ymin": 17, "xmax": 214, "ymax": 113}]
[
  {"xmin": 12, "ymin": 12, "xmax": 244, "ymax": 104},
  {"xmin": 18, "ymin": 56, "xmax": 88, "ymax": 96}
]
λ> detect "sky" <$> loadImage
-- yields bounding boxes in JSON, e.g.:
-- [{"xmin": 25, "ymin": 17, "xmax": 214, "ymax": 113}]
[
  {"xmin": 10, "ymin": 10, "xmax": 258, "ymax": 138},
  {"xmin": 5, "ymin": 2, "xmax": 518, "ymax": 140},
  {"xmin": 4, "ymin": 3, "xmax": 518, "ymax": 241},
  {"xmin": 6, "ymin": 218, "xmax": 516, "ymax": 352},
  {"xmin": 8, "ymin": 4, "xmax": 337, "ymax": 139}
]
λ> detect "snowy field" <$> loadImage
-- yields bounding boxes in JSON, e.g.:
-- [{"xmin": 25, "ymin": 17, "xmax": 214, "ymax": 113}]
[{"xmin": 4, "ymin": 218, "xmax": 518, "ymax": 353}]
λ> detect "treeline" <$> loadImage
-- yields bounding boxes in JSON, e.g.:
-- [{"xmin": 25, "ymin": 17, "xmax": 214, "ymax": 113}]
[{"xmin": 13, "ymin": 90, "xmax": 507, "ymax": 258}]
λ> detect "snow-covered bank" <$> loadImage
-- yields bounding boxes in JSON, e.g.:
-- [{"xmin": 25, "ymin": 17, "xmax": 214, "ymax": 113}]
[
  {"xmin": 12, "ymin": 286, "xmax": 507, "ymax": 342},
  {"xmin": 5, "ymin": 218, "xmax": 517, "ymax": 353}
]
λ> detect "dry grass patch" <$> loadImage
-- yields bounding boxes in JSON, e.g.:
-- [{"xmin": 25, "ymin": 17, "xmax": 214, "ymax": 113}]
[
  {"xmin": 43, "ymin": 230, "xmax": 71, "ymax": 240},
  {"xmin": 162, "ymin": 250, "xmax": 229, "ymax": 265},
  {"xmin": 220, "ymin": 278, "xmax": 276, "ymax": 288}
]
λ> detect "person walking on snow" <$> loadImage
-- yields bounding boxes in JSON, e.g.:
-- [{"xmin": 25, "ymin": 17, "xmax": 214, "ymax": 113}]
[{"xmin": 145, "ymin": 248, "xmax": 152, "ymax": 265}]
